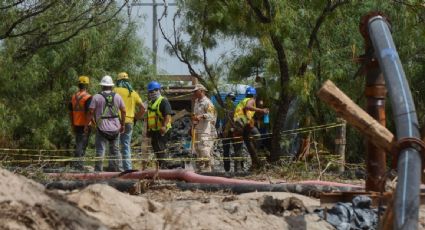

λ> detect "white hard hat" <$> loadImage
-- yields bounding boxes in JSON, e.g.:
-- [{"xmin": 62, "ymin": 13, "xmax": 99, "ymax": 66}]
[{"xmin": 100, "ymin": 75, "xmax": 114, "ymax": 86}]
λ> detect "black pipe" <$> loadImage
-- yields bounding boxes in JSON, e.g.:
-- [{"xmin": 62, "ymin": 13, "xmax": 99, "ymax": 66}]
[
  {"xmin": 197, "ymin": 171, "xmax": 251, "ymax": 177},
  {"xmin": 176, "ymin": 182, "xmax": 361, "ymax": 198},
  {"xmin": 45, "ymin": 179, "xmax": 138, "ymax": 192},
  {"xmin": 367, "ymin": 15, "xmax": 421, "ymax": 229},
  {"xmin": 45, "ymin": 180, "xmax": 361, "ymax": 198}
]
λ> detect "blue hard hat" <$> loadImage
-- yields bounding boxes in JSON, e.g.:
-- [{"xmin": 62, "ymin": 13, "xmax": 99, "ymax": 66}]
[
  {"xmin": 147, "ymin": 81, "xmax": 161, "ymax": 91},
  {"xmin": 245, "ymin": 86, "xmax": 256, "ymax": 96}
]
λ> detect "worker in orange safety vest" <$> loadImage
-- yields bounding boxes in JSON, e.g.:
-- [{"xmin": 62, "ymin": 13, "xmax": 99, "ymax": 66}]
[{"xmin": 68, "ymin": 75, "xmax": 92, "ymax": 170}]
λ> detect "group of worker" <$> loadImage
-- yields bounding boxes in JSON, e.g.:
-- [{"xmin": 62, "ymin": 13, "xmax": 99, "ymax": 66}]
[
  {"xmin": 217, "ymin": 87, "xmax": 270, "ymax": 172},
  {"xmin": 69, "ymin": 74, "xmax": 269, "ymax": 172}
]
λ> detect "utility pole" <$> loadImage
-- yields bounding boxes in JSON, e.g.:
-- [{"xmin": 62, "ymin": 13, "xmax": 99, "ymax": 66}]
[
  {"xmin": 152, "ymin": 0, "xmax": 157, "ymax": 74},
  {"xmin": 131, "ymin": 0, "xmax": 177, "ymax": 75}
]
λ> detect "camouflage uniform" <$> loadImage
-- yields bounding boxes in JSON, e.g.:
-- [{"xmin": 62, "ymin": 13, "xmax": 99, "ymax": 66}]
[{"xmin": 193, "ymin": 96, "xmax": 217, "ymax": 172}]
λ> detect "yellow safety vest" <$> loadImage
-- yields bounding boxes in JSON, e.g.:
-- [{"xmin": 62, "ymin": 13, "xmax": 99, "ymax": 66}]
[
  {"xmin": 147, "ymin": 96, "xmax": 171, "ymax": 131},
  {"xmin": 233, "ymin": 97, "xmax": 256, "ymax": 126}
]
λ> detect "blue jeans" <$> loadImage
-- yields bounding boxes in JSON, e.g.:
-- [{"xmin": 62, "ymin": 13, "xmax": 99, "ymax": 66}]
[
  {"xmin": 95, "ymin": 131, "xmax": 121, "ymax": 171},
  {"xmin": 120, "ymin": 123, "xmax": 133, "ymax": 170}
]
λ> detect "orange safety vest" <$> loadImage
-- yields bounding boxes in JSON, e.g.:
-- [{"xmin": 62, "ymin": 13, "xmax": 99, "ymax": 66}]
[{"xmin": 71, "ymin": 91, "xmax": 91, "ymax": 126}]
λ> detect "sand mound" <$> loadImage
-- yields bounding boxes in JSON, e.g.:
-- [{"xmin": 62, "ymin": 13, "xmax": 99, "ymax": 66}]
[
  {"xmin": 0, "ymin": 167, "xmax": 335, "ymax": 229},
  {"xmin": 67, "ymin": 184, "xmax": 333, "ymax": 230},
  {"xmin": 67, "ymin": 184, "xmax": 165, "ymax": 229},
  {"xmin": 0, "ymin": 168, "xmax": 105, "ymax": 229}
]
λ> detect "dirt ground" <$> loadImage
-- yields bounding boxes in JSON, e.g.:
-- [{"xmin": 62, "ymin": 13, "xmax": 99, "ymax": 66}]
[{"xmin": 1, "ymin": 167, "xmax": 425, "ymax": 230}]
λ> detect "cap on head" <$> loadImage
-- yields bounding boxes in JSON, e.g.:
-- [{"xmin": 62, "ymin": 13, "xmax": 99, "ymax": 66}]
[
  {"xmin": 100, "ymin": 75, "xmax": 114, "ymax": 86},
  {"xmin": 192, "ymin": 84, "xmax": 208, "ymax": 92},
  {"xmin": 78, "ymin": 75, "xmax": 89, "ymax": 84},
  {"xmin": 147, "ymin": 81, "xmax": 161, "ymax": 91},
  {"xmin": 226, "ymin": 92, "xmax": 236, "ymax": 101},
  {"xmin": 226, "ymin": 92, "xmax": 236, "ymax": 98},
  {"xmin": 245, "ymin": 86, "xmax": 256, "ymax": 96},
  {"xmin": 117, "ymin": 72, "xmax": 129, "ymax": 80}
]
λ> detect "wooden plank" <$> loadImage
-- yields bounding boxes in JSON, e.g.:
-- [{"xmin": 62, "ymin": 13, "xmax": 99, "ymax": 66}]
[
  {"xmin": 157, "ymin": 75, "xmax": 197, "ymax": 85},
  {"xmin": 317, "ymin": 80, "xmax": 394, "ymax": 152},
  {"xmin": 320, "ymin": 191, "xmax": 392, "ymax": 208}
]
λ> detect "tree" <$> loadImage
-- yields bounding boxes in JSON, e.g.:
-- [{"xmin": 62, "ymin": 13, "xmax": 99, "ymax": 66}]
[
  {"xmin": 164, "ymin": 0, "xmax": 351, "ymax": 161},
  {"xmin": 0, "ymin": 2, "xmax": 152, "ymax": 149},
  {"xmin": 163, "ymin": 0, "xmax": 425, "ymax": 164},
  {"xmin": 0, "ymin": 0, "xmax": 129, "ymax": 59},
  {"xmin": 158, "ymin": 0, "xmax": 230, "ymax": 106}
]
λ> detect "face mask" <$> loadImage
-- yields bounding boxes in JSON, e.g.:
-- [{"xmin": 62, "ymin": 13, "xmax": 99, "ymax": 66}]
[{"xmin": 148, "ymin": 90, "xmax": 161, "ymax": 101}]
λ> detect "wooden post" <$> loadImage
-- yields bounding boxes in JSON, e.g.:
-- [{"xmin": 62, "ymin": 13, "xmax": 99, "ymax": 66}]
[
  {"xmin": 334, "ymin": 118, "xmax": 346, "ymax": 173},
  {"xmin": 317, "ymin": 80, "xmax": 394, "ymax": 152},
  {"xmin": 140, "ymin": 111, "xmax": 150, "ymax": 170}
]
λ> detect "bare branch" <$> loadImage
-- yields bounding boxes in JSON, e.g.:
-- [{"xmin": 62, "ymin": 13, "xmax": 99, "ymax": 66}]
[
  {"xmin": 13, "ymin": 1, "xmax": 129, "ymax": 59},
  {"xmin": 298, "ymin": 0, "xmax": 349, "ymax": 76},
  {"xmin": 0, "ymin": 0, "xmax": 25, "ymax": 10},
  {"xmin": 158, "ymin": 7, "xmax": 202, "ymax": 80},
  {"xmin": 0, "ymin": 1, "xmax": 59, "ymax": 39},
  {"xmin": 246, "ymin": 0, "xmax": 271, "ymax": 23}
]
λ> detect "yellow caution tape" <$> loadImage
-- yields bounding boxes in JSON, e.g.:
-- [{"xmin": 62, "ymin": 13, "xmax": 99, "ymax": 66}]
[{"xmin": 0, "ymin": 122, "xmax": 345, "ymax": 163}]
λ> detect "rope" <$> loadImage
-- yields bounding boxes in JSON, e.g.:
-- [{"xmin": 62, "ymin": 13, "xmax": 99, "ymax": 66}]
[{"xmin": 0, "ymin": 122, "xmax": 345, "ymax": 164}]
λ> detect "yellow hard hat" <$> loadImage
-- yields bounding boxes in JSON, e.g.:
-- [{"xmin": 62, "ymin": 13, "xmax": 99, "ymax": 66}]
[
  {"xmin": 117, "ymin": 72, "xmax": 129, "ymax": 80},
  {"xmin": 78, "ymin": 75, "xmax": 89, "ymax": 84}
]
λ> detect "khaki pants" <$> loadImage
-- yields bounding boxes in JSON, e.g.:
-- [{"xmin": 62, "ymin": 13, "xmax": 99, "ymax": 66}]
[{"xmin": 195, "ymin": 133, "xmax": 214, "ymax": 172}]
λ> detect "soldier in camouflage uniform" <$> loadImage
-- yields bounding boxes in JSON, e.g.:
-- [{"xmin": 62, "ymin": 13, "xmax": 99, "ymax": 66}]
[{"xmin": 192, "ymin": 84, "xmax": 217, "ymax": 172}]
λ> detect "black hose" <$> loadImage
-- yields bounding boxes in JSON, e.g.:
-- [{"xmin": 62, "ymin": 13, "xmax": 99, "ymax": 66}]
[
  {"xmin": 368, "ymin": 15, "xmax": 421, "ymax": 229},
  {"xmin": 197, "ymin": 171, "xmax": 251, "ymax": 177},
  {"xmin": 44, "ymin": 179, "xmax": 138, "ymax": 192},
  {"xmin": 44, "ymin": 179, "xmax": 361, "ymax": 198},
  {"xmin": 176, "ymin": 182, "xmax": 361, "ymax": 198}
]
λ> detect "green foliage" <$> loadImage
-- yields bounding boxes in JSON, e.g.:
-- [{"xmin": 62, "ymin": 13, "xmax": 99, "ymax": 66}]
[
  {"xmin": 288, "ymin": 72, "xmax": 315, "ymax": 103},
  {"xmin": 176, "ymin": 0, "xmax": 425, "ymax": 162},
  {"xmin": 0, "ymin": 3, "xmax": 152, "ymax": 148}
]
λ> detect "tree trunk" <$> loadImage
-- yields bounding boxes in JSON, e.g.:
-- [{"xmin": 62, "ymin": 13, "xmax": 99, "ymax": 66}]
[{"xmin": 268, "ymin": 34, "xmax": 292, "ymax": 162}]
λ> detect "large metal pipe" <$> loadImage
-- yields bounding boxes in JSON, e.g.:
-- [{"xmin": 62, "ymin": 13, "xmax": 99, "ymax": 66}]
[
  {"xmin": 364, "ymin": 59, "xmax": 387, "ymax": 192},
  {"xmin": 367, "ymin": 14, "xmax": 422, "ymax": 229}
]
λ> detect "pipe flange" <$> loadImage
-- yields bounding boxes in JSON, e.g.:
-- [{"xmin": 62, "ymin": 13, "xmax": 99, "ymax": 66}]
[
  {"xmin": 359, "ymin": 12, "xmax": 391, "ymax": 48},
  {"xmin": 391, "ymin": 137, "xmax": 425, "ymax": 169}
]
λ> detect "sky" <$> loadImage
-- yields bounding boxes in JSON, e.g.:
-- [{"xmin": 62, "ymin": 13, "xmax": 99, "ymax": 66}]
[
  {"xmin": 129, "ymin": 1, "xmax": 235, "ymax": 76},
  {"xmin": 130, "ymin": 2, "xmax": 193, "ymax": 75}
]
